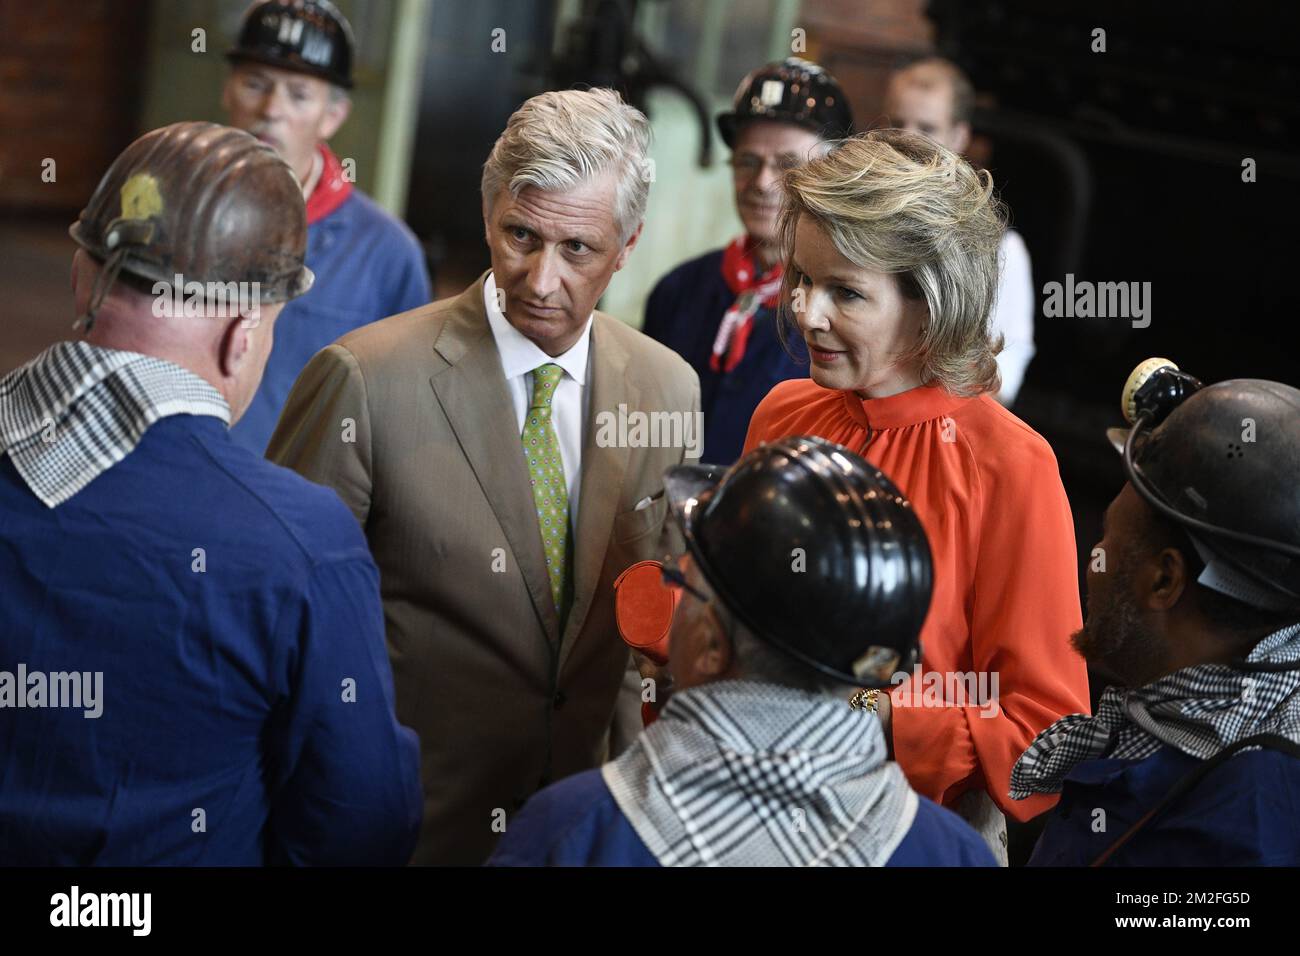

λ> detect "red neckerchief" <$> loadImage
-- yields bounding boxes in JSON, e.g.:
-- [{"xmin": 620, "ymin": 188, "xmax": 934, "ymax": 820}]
[
  {"xmin": 304, "ymin": 144, "xmax": 354, "ymax": 225},
  {"xmin": 712, "ymin": 235, "xmax": 784, "ymax": 373}
]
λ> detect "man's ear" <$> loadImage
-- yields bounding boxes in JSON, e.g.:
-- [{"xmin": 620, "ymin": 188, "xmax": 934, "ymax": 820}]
[
  {"xmin": 217, "ymin": 315, "xmax": 253, "ymax": 379},
  {"xmin": 70, "ymin": 249, "xmax": 102, "ymax": 320},
  {"xmin": 613, "ymin": 221, "xmax": 644, "ymax": 272},
  {"xmin": 698, "ymin": 617, "xmax": 734, "ymax": 678},
  {"xmin": 951, "ymin": 121, "xmax": 972, "ymax": 155},
  {"xmin": 220, "ymin": 72, "xmax": 238, "ymax": 116},
  {"xmin": 318, "ymin": 91, "xmax": 351, "ymax": 141},
  {"xmin": 1146, "ymin": 546, "xmax": 1191, "ymax": 612},
  {"xmin": 713, "ymin": 624, "xmax": 734, "ymax": 675},
  {"xmin": 70, "ymin": 249, "xmax": 88, "ymax": 302}
]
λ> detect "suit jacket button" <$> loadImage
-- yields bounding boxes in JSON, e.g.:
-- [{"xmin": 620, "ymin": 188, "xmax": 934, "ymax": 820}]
[{"xmin": 553, "ymin": 690, "xmax": 566, "ymax": 709}]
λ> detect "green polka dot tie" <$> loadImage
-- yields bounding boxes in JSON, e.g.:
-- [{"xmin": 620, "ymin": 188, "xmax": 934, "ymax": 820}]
[{"xmin": 523, "ymin": 363, "xmax": 569, "ymax": 614}]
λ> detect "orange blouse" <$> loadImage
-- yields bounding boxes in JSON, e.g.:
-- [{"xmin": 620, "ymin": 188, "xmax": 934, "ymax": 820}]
[{"xmin": 743, "ymin": 379, "xmax": 1090, "ymax": 820}]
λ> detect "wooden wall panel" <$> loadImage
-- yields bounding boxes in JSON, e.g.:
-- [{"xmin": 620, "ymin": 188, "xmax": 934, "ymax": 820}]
[{"xmin": 0, "ymin": 0, "xmax": 149, "ymax": 213}]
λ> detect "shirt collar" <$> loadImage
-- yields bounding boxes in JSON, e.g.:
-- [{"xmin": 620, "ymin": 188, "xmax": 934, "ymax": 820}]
[
  {"xmin": 483, "ymin": 272, "xmax": 592, "ymax": 385},
  {"xmin": 841, "ymin": 382, "xmax": 973, "ymax": 430},
  {"xmin": 1011, "ymin": 622, "xmax": 1300, "ymax": 799},
  {"xmin": 304, "ymin": 144, "xmax": 354, "ymax": 225},
  {"xmin": 0, "ymin": 340, "xmax": 229, "ymax": 508},
  {"xmin": 602, "ymin": 679, "xmax": 913, "ymax": 867}
]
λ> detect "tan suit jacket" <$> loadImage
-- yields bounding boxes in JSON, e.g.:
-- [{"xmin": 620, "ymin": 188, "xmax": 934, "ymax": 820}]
[{"xmin": 267, "ymin": 273, "xmax": 700, "ymax": 864}]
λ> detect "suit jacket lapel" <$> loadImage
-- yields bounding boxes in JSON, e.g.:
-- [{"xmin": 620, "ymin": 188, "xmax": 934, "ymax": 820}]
[
  {"xmin": 559, "ymin": 315, "xmax": 636, "ymax": 670},
  {"xmin": 429, "ymin": 275, "xmax": 561, "ymax": 645}
]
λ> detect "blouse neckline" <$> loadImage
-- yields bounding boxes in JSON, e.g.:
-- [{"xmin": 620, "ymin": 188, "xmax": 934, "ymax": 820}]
[{"xmin": 840, "ymin": 383, "xmax": 974, "ymax": 430}]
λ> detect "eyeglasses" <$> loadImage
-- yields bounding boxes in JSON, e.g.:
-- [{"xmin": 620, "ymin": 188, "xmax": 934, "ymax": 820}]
[
  {"xmin": 660, "ymin": 557, "xmax": 713, "ymax": 606},
  {"xmin": 728, "ymin": 153, "xmax": 804, "ymax": 178},
  {"xmin": 662, "ymin": 555, "xmax": 740, "ymax": 646}
]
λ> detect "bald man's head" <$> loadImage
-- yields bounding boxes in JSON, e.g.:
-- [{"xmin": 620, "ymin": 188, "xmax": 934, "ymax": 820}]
[
  {"xmin": 884, "ymin": 58, "xmax": 974, "ymax": 154},
  {"xmin": 71, "ymin": 249, "xmax": 284, "ymax": 425}
]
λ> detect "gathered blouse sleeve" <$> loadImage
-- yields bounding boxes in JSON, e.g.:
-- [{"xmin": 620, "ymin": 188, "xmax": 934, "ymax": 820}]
[{"xmin": 887, "ymin": 423, "xmax": 1088, "ymax": 821}]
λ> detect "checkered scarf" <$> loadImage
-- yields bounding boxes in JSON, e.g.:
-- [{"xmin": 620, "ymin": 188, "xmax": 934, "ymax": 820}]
[
  {"xmin": 0, "ymin": 341, "xmax": 229, "ymax": 508},
  {"xmin": 602, "ymin": 679, "xmax": 917, "ymax": 866},
  {"xmin": 1011, "ymin": 623, "xmax": 1300, "ymax": 798}
]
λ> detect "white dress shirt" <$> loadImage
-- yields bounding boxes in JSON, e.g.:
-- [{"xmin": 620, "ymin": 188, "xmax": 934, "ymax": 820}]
[
  {"xmin": 484, "ymin": 272, "xmax": 592, "ymax": 519},
  {"xmin": 991, "ymin": 229, "xmax": 1036, "ymax": 405}
]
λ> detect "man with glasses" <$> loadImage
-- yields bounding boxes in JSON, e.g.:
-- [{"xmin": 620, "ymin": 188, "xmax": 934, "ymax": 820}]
[
  {"xmin": 642, "ymin": 59, "xmax": 852, "ymax": 464},
  {"xmin": 489, "ymin": 436, "xmax": 995, "ymax": 867},
  {"xmin": 221, "ymin": 0, "xmax": 431, "ymax": 453}
]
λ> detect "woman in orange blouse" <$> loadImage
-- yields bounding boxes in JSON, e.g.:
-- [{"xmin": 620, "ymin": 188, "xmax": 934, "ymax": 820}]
[{"xmin": 743, "ymin": 130, "xmax": 1090, "ymax": 859}]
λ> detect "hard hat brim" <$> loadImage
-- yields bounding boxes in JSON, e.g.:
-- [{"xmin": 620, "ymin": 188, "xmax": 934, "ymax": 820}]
[
  {"xmin": 664, "ymin": 463, "xmax": 728, "ymax": 531},
  {"xmin": 716, "ymin": 113, "xmax": 738, "ymax": 149},
  {"xmin": 225, "ymin": 51, "xmax": 354, "ymax": 90},
  {"xmin": 288, "ymin": 264, "xmax": 315, "ymax": 300}
]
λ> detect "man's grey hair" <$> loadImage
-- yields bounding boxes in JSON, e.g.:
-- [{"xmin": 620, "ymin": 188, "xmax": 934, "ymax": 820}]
[{"xmin": 481, "ymin": 87, "xmax": 653, "ymax": 243}]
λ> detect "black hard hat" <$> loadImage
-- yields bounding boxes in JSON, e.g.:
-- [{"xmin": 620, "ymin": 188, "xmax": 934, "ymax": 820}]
[
  {"xmin": 717, "ymin": 57, "xmax": 854, "ymax": 149},
  {"xmin": 227, "ymin": 0, "xmax": 355, "ymax": 89},
  {"xmin": 70, "ymin": 122, "xmax": 313, "ymax": 306},
  {"xmin": 1108, "ymin": 359, "xmax": 1300, "ymax": 612},
  {"xmin": 664, "ymin": 435, "xmax": 931, "ymax": 687}
]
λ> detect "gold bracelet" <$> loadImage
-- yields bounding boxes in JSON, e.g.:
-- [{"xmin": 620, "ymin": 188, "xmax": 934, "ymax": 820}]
[{"xmin": 848, "ymin": 688, "xmax": 880, "ymax": 713}]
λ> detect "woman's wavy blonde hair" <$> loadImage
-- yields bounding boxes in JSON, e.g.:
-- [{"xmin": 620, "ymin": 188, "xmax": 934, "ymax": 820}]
[{"xmin": 777, "ymin": 128, "xmax": 1007, "ymax": 396}]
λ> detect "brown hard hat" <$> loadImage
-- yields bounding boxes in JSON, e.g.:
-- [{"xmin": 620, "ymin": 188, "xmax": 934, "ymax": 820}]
[{"xmin": 69, "ymin": 121, "xmax": 313, "ymax": 305}]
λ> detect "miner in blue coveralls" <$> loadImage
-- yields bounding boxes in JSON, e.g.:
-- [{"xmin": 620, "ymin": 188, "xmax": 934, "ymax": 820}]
[
  {"xmin": 642, "ymin": 58, "xmax": 853, "ymax": 465},
  {"xmin": 221, "ymin": 0, "xmax": 431, "ymax": 453},
  {"xmin": 1012, "ymin": 360, "xmax": 1300, "ymax": 866},
  {"xmin": 489, "ymin": 436, "xmax": 996, "ymax": 867},
  {"xmin": 0, "ymin": 121, "xmax": 421, "ymax": 865}
]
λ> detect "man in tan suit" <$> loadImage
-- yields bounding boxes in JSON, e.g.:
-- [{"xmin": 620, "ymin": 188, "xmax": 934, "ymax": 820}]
[{"xmin": 267, "ymin": 88, "xmax": 700, "ymax": 864}]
